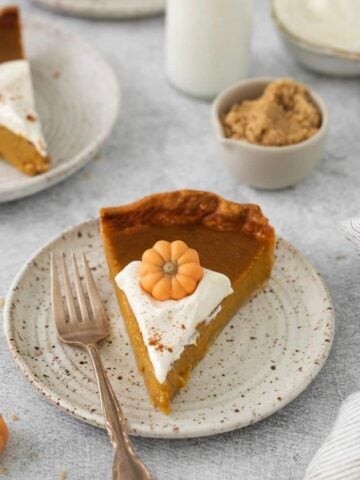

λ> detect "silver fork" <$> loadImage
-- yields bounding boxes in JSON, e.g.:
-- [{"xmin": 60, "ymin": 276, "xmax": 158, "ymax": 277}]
[{"xmin": 50, "ymin": 251, "xmax": 152, "ymax": 480}]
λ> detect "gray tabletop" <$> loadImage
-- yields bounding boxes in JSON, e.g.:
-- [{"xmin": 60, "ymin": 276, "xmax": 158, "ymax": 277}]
[{"xmin": 1, "ymin": 0, "xmax": 359, "ymax": 478}]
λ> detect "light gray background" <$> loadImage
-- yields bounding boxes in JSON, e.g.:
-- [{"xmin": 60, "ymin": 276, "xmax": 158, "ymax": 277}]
[{"xmin": 0, "ymin": 0, "xmax": 359, "ymax": 478}]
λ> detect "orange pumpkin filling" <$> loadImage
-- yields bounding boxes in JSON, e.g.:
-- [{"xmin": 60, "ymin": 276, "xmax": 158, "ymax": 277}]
[{"xmin": 0, "ymin": 6, "xmax": 24, "ymax": 63}]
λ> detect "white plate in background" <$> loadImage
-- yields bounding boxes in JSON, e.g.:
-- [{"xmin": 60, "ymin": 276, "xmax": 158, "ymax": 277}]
[
  {"xmin": 32, "ymin": 0, "xmax": 164, "ymax": 19},
  {"xmin": 0, "ymin": 16, "xmax": 119, "ymax": 202}
]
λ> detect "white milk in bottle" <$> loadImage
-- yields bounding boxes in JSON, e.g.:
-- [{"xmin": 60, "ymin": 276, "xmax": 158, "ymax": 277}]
[{"xmin": 165, "ymin": 0, "xmax": 253, "ymax": 99}]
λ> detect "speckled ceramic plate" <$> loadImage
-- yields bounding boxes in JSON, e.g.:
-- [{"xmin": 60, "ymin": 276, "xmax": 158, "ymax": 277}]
[
  {"xmin": 3, "ymin": 220, "xmax": 335, "ymax": 438},
  {"xmin": 0, "ymin": 16, "xmax": 119, "ymax": 203},
  {"xmin": 32, "ymin": 0, "xmax": 164, "ymax": 19}
]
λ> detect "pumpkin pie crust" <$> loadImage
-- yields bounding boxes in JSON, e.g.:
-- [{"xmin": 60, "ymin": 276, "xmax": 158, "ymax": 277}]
[{"xmin": 100, "ymin": 190, "xmax": 276, "ymax": 414}]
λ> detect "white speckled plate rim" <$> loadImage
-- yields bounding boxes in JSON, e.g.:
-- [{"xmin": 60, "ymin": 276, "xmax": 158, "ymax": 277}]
[
  {"xmin": 3, "ymin": 219, "xmax": 335, "ymax": 438},
  {"xmin": 32, "ymin": 0, "xmax": 165, "ymax": 19},
  {"xmin": 0, "ymin": 15, "xmax": 120, "ymax": 203}
]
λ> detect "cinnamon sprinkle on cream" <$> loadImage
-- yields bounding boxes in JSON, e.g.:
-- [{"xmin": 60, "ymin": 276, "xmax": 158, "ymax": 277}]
[{"xmin": 26, "ymin": 113, "xmax": 36, "ymax": 122}]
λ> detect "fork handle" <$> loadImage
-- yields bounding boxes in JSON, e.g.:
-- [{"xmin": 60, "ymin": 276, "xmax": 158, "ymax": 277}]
[{"xmin": 86, "ymin": 344, "xmax": 152, "ymax": 480}]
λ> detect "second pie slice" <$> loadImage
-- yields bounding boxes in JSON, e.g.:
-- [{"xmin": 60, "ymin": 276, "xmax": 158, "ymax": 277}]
[
  {"xmin": 0, "ymin": 6, "xmax": 50, "ymax": 175},
  {"xmin": 100, "ymin": 190, "xmax": 276, "ymax": 414}
]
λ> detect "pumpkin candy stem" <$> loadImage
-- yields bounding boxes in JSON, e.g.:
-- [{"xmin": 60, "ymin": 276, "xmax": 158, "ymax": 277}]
[
  {"xmin": 140, "ymin": 240, "xmax": 203, "ymax": 301},
  {"xmin": 163, "ymin": 261, "xmax": 177, "ymax": 275}
]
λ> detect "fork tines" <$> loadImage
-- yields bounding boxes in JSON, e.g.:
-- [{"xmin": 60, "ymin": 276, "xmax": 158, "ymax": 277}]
[{"xmin": 50, "ymin": 251, "xmax": 107, "ymax": 327}]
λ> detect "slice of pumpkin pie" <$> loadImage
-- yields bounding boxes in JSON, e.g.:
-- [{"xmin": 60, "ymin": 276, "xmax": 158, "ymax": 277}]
[
  {"xmin": 0, "ymin": 6, "xmax": 50, "ymax": 175},
  {"xmin": 100, "ymin": 190, "xmax": 276, "ymax": 414}
]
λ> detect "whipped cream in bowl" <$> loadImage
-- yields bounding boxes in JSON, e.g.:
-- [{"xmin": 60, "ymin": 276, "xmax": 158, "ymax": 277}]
[
  {"xmin": 116, "ymin": 261, "xmax": 233, "ymax": 384},
  {"xmin": 272, "ymin": 0, "xmax": 360, "ymax": 76},
  {"xmin": 273, "ymin": 0, "xmax": 360, "ymax": 53}
]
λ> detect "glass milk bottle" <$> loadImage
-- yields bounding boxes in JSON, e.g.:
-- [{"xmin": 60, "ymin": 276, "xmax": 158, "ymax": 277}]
[{"xmin": 165, "ymin": 0, "xmax": 253, "ymax": 99}]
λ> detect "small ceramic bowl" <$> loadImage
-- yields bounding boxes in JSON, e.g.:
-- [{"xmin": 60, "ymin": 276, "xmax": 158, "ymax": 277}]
[
  {"xmin": 271, "ymin": 1, "xmax": 360, "ymax": 76},
  {"xmin": 211, "ymin": 78, "xmax": 328, "ymax": 190}
]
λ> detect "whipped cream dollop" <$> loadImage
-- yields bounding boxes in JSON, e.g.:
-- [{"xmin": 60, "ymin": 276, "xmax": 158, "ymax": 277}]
[
  {"xmin": 0, "ymin": 59, "xmax": 48, "ymax": 157},
  {"xmin": 116, "ymin": 261, "xmax": 233, "ymax": 384},
  {"xmin": 274, "ymin": 0, "xmax": 360, "ymax": 52}
]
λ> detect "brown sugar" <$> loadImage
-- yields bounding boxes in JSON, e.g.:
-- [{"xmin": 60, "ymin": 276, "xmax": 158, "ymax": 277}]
[{"xmin": 221, "ymin": 78, "xmax": 321, "ymax": 147}]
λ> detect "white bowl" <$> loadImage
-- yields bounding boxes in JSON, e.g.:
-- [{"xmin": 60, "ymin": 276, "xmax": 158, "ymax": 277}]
[
  {"xmin": 272, "ymin": 2, "xmax": 360, "ymax": 77},
  {"xmin": 212, "ymin": 78, "xmax": 329, "ymax": 190}
]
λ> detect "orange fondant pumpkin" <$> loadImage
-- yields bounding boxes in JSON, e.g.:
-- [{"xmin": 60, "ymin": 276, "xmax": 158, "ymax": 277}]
[
  {"xmin": 140, "ymin": 240, "xmax": 203, "ymax": 301},
  {"xmin": 0, "ymin": 415, "xmax": 8, "ymax": 454}
]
